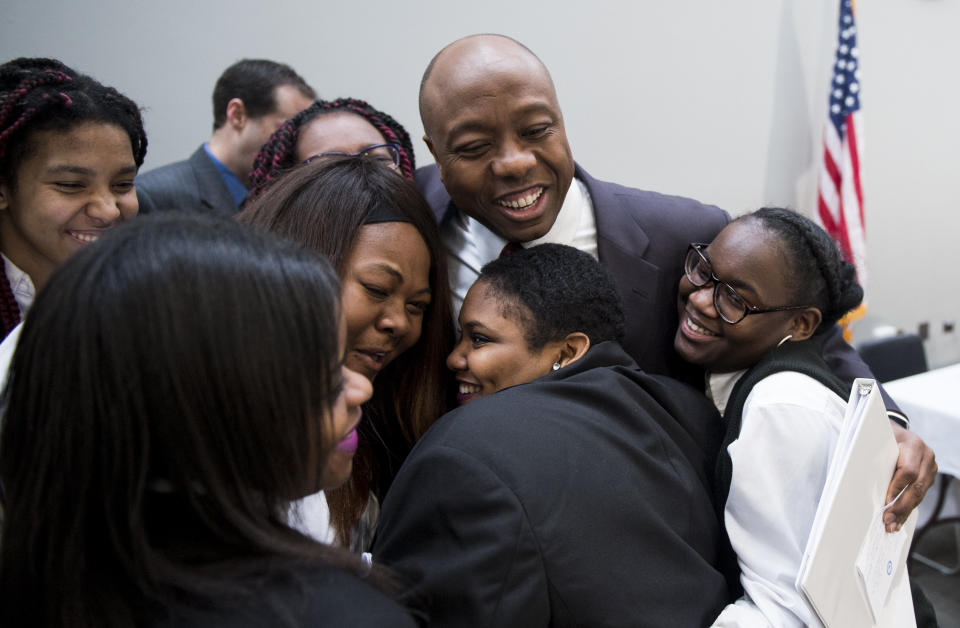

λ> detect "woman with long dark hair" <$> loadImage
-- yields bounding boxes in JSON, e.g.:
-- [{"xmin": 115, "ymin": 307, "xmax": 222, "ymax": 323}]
[
  {"xmin": 238, "ymin": 156, "xmax": 454, "ymax": 550},
  {"xmin": 0, "ymin": 213, "xmax": 418, "ymax": 627}
]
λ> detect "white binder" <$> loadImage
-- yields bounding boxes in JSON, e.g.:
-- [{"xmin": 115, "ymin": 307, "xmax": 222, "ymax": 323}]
[{"xmin": 796, "ymin": 378, "xmax": 918, "ymax": 628}]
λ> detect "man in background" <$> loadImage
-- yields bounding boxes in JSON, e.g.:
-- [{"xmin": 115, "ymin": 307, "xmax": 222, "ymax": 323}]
[{"xmin": 136, "ymin": 59, "xmax": 314, "ymax": 214}]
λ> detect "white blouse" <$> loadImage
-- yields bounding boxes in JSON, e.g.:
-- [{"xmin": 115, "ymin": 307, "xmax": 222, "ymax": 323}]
[{"xmin": 710, "ymin": 370, "xmax": 846, "ymax": 627}]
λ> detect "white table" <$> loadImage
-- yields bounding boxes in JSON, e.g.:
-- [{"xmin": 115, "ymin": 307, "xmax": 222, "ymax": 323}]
[
  {"xmin": 886, "ymin": 362, "xmax": 960, "ymax": 478},
  {"xmin": 885, "ymin": 362, "xmax": 960, "ymax": 574}
]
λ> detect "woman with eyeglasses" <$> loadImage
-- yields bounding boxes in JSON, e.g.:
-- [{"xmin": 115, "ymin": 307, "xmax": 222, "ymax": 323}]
[
  {"xmin": 673, "ymin": 208, "xmax": 935, "ymax": 627},
  {"xmin": 247, "ymin": 97, "xmax": 415, "ymax": 200},
  {"xmin": 237, "ymin": 156, "xmax": 454, "ymax": 553}
]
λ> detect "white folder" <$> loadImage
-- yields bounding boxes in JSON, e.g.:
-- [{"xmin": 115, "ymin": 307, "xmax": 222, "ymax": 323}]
[{"xmin": 796, "ymin": 378, "xmax": 918, "ymax": 628}]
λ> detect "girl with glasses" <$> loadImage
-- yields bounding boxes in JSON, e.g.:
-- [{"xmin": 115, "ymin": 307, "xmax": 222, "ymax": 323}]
[{"xmin": 673, "ymin": 207, "xmax": 935, "ymax": 626}]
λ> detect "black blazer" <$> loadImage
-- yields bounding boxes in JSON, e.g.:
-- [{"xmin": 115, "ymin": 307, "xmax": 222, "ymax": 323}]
[
  {"xmin": 136, "ymin": 145, "xmax": 238, "ymax": 215},
  {"xmin": 373, "ymin": 342, "xmax": 729, "ymax": 627},
  {"xmin": 416, "ymin": 163, "xmax": 901, "ymax": 409}
]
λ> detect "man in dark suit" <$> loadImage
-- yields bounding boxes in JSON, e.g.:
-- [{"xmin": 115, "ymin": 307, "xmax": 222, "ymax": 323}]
[
  {"xmin": 377, "ymin": 36, "xmax": 933, "ymax": 606},
  {"xmin": 136, "ymin": 59, "xmax": 314, "ymax": 214}
]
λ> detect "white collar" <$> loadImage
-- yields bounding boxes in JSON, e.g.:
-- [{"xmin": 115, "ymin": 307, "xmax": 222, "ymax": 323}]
[
  {"xmin": 706, "ymin": 369, "xmax": 748, "ymax": 415},
  {"xmin": 459, "ymin": 176, "xmax": 595, "ymax": 253},
  {"xmin": 2, "ymin": 254, "xmax": 35, "ymax": 316},
  {"xmin": 525, "ymin": 176, "xmax": 593, "ymax": 249}
]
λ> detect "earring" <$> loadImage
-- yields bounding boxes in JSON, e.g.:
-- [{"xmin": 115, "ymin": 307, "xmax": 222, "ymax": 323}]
[
  {"xmin": 777, "ymin": 334, "xmax": 793, "ymax": 347},
  {"xmin": 552, "ymin": 362, "xmax": 561, "ymax": 371}
]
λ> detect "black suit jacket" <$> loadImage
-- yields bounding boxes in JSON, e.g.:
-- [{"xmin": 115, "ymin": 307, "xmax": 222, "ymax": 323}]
[
  {"xmin": 373, "ymin": 342, "xmax": 729, "ymax": 627},
  {"xmin": 416, "ymin": 163, "xmax": 901, "ymax": 409},
  {"xmin": 136, "ymin": 145, "xmax": 238, "ymax": 215}
]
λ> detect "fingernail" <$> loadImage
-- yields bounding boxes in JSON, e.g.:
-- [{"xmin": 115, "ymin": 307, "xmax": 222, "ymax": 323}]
[{"xmin": 883, "ymin": 513, "xmax": 895, "ymax": 524}]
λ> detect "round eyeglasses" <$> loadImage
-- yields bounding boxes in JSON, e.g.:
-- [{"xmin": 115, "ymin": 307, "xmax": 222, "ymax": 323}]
[
  {"xmin": 684, "ymin": 243, "xmax": 810, "ymax": 325},
  {"xmin": 302, "ymin": 142, "xmax": 401, "ymax": 170}
]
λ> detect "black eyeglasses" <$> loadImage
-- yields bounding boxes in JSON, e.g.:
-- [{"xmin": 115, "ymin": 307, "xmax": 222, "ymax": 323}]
[
  {"xmin": 684, "ymin": 243, "xmax": 809, "ymax": 325},
  {"xmin": 302, "ymin": 142, "xmax": 401, "ymax": 170}
]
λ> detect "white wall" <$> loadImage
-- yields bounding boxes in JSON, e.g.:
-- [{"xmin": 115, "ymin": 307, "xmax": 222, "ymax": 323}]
[{"xmin": 2, "ymin": 0, "xmax": 957, "ymax": 364}]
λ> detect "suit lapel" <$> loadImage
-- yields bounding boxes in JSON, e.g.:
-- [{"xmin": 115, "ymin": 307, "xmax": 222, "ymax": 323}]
[
  {"xmin": 577, "ymin": 164, "xmax": 666, "ymax": 372},
  {"xmin": 189, "ymin": 146, "xmax": 238, "ymax": 212},
  {"xmin": 415, "ymin": 165, "xmax": 454, "ymax": 224},
  {"xmin": 577, "ymin": 164, "xmax": 650, "ymax": 260}
]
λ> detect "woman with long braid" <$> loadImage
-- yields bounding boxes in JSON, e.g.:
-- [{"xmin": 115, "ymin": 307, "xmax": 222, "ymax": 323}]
[
  {"xmin": 247, "ymin": 96, "xmax": 416, "ymax": 200},
  {"xmin": 673, "ymin": 208, "xmax": 935, "ymax": 626},
  {"xmin": 0, "ymin": 57, "xmax": 146, "ymax": 340}
]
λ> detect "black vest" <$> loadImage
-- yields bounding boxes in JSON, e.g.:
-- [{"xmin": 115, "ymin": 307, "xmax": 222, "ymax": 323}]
[{"xmin": 712, "ymin": 337, "xmax": 849, "ymax": 596}]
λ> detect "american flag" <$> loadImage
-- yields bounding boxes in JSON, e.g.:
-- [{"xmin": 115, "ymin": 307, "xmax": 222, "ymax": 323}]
[{"xmin": 817, "ymin": 0, "xmax": 867, "ymax": 289}]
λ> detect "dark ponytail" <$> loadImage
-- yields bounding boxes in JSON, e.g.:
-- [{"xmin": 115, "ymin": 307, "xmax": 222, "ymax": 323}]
[{"xmin": 743, "ymin": 207, "xmax": 863, "ymax": 332}]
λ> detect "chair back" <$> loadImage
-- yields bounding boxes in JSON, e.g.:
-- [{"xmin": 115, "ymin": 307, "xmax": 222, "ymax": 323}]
[{"xmin": 856, "ymin": 333, "xmax": 928, "ymax": 383}]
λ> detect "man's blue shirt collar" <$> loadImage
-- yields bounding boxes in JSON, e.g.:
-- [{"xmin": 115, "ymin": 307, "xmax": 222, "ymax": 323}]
[{"xmin": 203, "ymin": 143, "xmax": 247, "ymax": 207}]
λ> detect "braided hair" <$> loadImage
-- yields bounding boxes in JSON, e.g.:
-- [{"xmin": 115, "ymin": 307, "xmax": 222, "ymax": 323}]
[
  {"xmin": 247, "ymin": 97, "xmax": 415, "ymax": 199},
  {"xmin": 741, "ymin": 207, "xmax": 863, "ymax": 333},
  {"xmin": 0, "ymin": 58, "xmax": 147, "ymax": 339},
  {"xmin": 211, "ymin": 58, "xmax": 315, "ymax": 130},
  {"xmin": 0, "ymin": 58, "xmax": 147, "ymax": 180}
]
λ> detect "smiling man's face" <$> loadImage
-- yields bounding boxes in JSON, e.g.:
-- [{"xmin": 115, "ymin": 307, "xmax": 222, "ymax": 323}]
[{"xmin": 422, "ymin": 36, "xmax": 575, "ymax": 243}]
